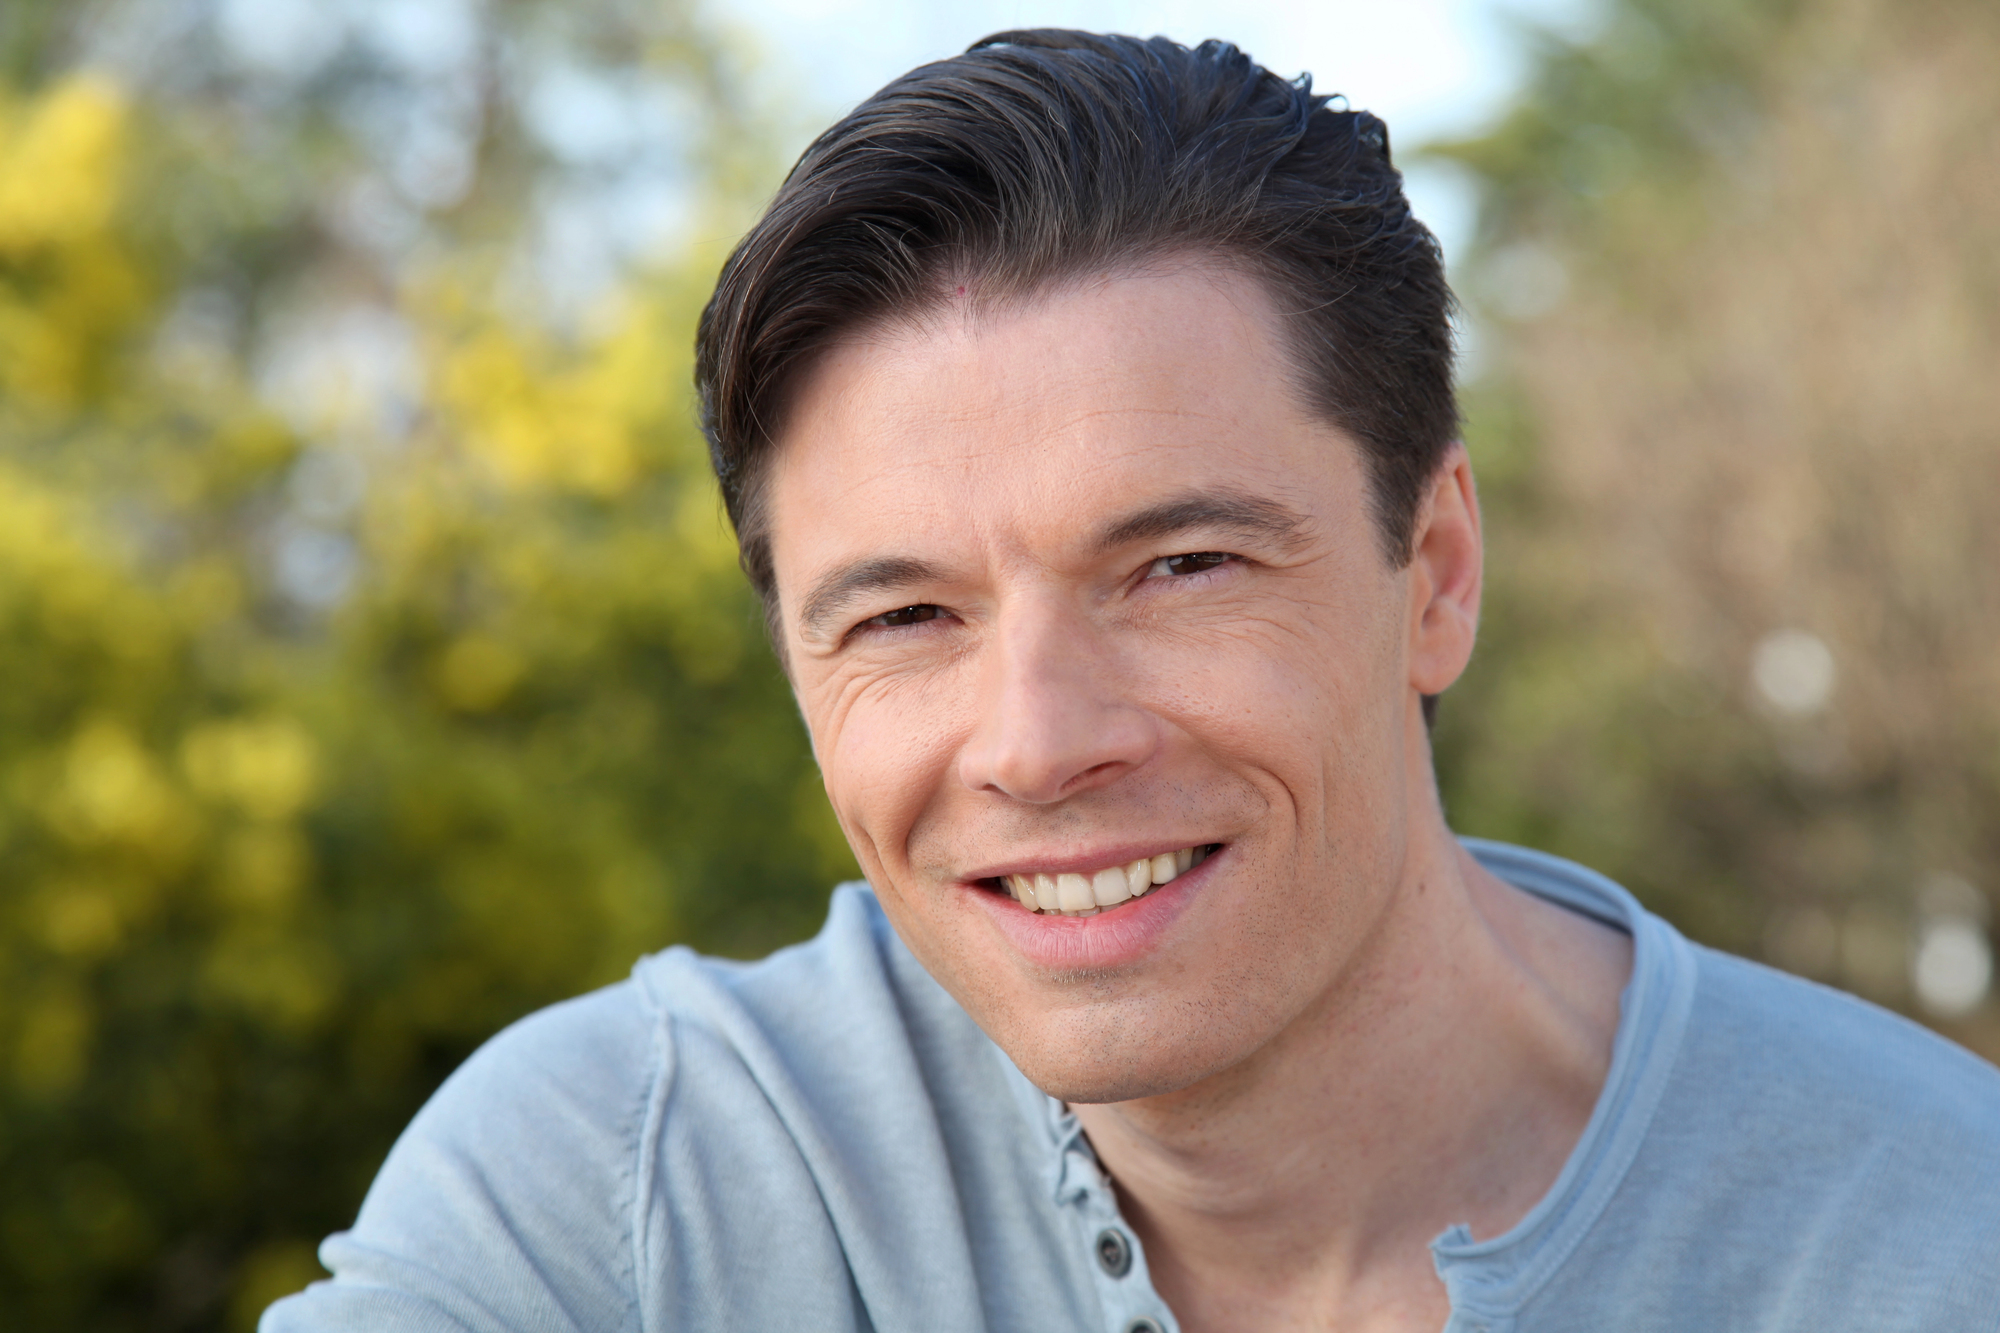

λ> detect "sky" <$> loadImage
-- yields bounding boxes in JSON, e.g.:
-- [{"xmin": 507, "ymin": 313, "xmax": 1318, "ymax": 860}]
[
  {"xmin": 196, "ymin": 0, "xmax": 1599, "ymax": 305},
  {"xmin": 189, "ymin": 0, "xmax": 1600, "ymax": 435},
  {"xmin": 713, "ymin": 0, "xmax": 1598, "ymax": 273}
]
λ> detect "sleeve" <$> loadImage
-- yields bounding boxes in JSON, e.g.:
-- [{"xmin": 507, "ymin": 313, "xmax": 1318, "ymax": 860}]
[{"xmin": 260, "ymin": 982, "xmax": 662, "ymax": 1333}]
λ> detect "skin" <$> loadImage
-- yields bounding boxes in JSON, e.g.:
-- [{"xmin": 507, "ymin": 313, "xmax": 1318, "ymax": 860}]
[{"xmin": 765, "ymin": 262, "xmax": 1632, "ymax": 1331}]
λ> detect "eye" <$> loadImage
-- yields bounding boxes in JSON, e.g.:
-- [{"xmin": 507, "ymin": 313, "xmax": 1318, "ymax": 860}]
[
  {"xmin": 1147, "ymin": 551, "xmax": 1234, "ymax": 579},
  {"xmin": 864, "ymin": 604, "xmax": 943, "ymax": 629}
]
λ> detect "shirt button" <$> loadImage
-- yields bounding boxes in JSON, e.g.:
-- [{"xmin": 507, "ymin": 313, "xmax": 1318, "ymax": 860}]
[
  {"xmin": 1124, "ymin": 1319, "xmax": 1164, "ymax": 1333},
  {"xmin": 1095, "ymin": 1228, "xmax": 1133, "ymax": 1278}
]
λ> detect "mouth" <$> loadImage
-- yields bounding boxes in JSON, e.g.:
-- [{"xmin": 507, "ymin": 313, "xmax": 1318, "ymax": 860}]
[{"xmin": 986, "ymin": 844, "xmax": 1220, "ymax": 917}]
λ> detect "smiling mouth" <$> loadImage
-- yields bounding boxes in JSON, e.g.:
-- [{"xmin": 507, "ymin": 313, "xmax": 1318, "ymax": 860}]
[{"xmin": 991, "ymin": 845, "xmax": 1219, "ymax": 916}]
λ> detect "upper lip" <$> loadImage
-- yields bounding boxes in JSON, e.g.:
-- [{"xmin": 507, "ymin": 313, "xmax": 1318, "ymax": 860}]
[{"xmin": 959, "ymin": 841, "xmax": 1219, "ymax": 882}]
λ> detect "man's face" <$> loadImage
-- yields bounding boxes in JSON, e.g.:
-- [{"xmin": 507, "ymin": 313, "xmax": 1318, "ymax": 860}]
[{"xmin": 767, "ymin": 264, "xmax": 1447, "ymax": 1102}]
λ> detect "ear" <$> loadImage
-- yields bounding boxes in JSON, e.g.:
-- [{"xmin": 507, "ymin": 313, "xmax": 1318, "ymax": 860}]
[{"xmin": 1406, "ymin": 443, "xmax": 1483, "ymax": 699}]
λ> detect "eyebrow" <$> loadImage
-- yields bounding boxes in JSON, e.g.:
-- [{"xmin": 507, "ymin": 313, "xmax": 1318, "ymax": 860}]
[
  {"xmin": 798, "ymin": 555, "xmax": 949, "ymax": 641},
  {"xmin": 1093, "ymin": 487, "xmax": 1313, "ymax": 556},
  {"xmin": 795, "ymin": 488, "xmax": 1313, "ymax": 641}
]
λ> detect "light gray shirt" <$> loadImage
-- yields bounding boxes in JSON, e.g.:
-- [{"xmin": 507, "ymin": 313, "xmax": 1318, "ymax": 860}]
[{"xmin": 265, "ymin": 840, "xmax": 2000, "ymax": 1332}]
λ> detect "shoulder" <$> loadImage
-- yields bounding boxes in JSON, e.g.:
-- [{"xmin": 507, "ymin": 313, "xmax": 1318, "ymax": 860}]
[
  {"xmin": 1583, "ymin": 943, "xmax": 2000, "ymax": 1326},
  {"xmin": 366, "ymin": 880, "xmax": 944, "ymax": 1222},
  {"xmin": 1522, "ymin": 928, "xmax": 2000, "ymax": 1332},
  {"xmin": 1682, "ymin": 943, "xmax": 2000, "ymax": 1144},
  {"xmin": 425, "ymin": 975, "xmax": 668, "ymax": 1136},
  {"xmin": 1679, "ymin": 945, "xmax": 2000, "ymax": 1254},
  {"xmin": 265, "ymin": 885, "xmax": 950, "ymax": 1332},
  {"xmin": 262, "ymin": 980, "xmax": 662, "ymax": 1332},
  {"xmin": 1466, "ymin": 836, "xmax": 2000, "ymax": 1156}
]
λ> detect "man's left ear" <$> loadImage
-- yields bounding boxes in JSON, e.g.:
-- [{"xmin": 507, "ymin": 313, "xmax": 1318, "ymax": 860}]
[{"xmin": 1407, "ymin": 443, "xmax": 1482, "ymax": 698}]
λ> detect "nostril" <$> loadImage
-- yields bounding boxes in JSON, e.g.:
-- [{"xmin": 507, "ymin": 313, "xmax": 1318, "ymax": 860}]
[{"xmin": 1056, "ymin": 759, "xmax": 1130, "ymax": 799}]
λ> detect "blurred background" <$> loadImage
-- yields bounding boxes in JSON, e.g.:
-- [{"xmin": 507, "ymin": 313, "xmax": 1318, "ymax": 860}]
[{"xmin": 1, "ymin": 0, "xmax": 1994, "ymax": 1326}]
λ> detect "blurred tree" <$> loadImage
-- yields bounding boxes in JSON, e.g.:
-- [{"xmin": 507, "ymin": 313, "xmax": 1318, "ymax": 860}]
[
  {"xmin": 1432, "ymin": 0, "xmax": 2000, "ymax": 1054},
  {"xmin": 0, "ymin": 2, "xmax": 848, "ymax": 1329}
]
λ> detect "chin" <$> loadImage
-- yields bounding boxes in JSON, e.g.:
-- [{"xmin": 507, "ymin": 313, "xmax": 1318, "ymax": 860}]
[
  {"xmin": 1032, "ymin": 1069, "xmax": 1189, "ymax": 1106},
  {"xmin": 1014, "ymin": 1056, "xmax": 1180, "ymax": 1106},
  {"xmin": 999, "ymin": 1012, "xmax": 1243, "ymax": 1106}
]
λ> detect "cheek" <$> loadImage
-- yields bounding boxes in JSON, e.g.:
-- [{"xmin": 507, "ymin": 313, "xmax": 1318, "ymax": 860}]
[
  {"xmin": 808, "ymin": 666, "xmax": 971, "ymax": 869},
  {"xmin": 1150, "ymin": 591, "xmax": 1399, "ymax": 763}
]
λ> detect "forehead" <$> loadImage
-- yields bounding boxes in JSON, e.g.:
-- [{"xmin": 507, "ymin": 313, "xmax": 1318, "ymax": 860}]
[{"xmin": 763, "ymin": 264, "xmax": 1361, "ymax": 582}]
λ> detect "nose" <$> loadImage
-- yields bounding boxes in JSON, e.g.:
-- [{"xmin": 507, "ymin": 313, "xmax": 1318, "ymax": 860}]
[{"xmin": 955, "ymin": 602, "xmax": 1159, "ymax": 803}]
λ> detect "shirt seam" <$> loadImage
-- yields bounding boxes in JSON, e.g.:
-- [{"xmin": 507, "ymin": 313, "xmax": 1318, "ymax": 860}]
[
  {"xmin": 629, "ymin": 965, "xmax": 678, "ymax": 1333},
  {"xmin": 1437, "ymin": 844, "xmax": 1702, "ymax": 1317},
  {"xmin": 1461, "ymin": 922, "xmax": 1699, "ymax": 1316}
]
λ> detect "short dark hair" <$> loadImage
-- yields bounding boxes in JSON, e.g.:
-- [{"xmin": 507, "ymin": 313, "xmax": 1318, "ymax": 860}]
[{"xmin": 696, "ymin": 28, "xmax": 1458, "ymax": 624}]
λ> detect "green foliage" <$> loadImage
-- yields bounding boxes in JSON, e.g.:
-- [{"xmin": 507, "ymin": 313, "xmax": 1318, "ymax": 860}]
[{"xmin": 0, "ymin": 4, "xmax": 848, "ymax": 1328}]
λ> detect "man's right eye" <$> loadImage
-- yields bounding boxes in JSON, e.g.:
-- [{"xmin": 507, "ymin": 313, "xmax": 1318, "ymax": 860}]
[{"xmin": 865, "ymin": 605, "xmax": 942, "ymax": 629}]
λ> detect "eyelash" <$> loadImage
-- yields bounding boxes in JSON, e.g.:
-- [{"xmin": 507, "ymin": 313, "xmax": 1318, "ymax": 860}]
[
  {"xmin": 1146, "ymin": 551, "xmax": 1235, "ymax": 580},
  {"xmin": 862, "ymin": 605, "xmax": 943, "ymax": 630},
  {"xmin": 849, "ymin": 551, "xmax": 1238, "ymax": 639}
]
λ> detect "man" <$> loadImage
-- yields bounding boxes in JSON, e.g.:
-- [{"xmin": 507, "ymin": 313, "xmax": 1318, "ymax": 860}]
[{"xmin": 268, "ymin": 31, "xmax": 2000, "ymax": 1333}]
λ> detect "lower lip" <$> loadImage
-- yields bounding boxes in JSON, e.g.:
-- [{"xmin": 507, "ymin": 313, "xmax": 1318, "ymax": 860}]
[{"xmin": 967, "ymin": 851, "xmax": 1218, "ymax": 971}]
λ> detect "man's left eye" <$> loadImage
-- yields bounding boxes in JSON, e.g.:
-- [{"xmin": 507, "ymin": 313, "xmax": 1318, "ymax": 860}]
[{"xmin": 1148, "ymin": 552, "xmax": 1233, "ymax": 578}]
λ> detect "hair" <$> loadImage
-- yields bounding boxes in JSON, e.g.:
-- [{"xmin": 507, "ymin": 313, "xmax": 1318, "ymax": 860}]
[{"xmin": 696, "ymin": 28, "xmax": 1458, "ymax": 718}]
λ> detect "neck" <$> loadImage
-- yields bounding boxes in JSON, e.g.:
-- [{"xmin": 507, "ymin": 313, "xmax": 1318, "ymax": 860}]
[{"xmin": 1072, "ymin": 808, "xmax": 1631, "ymax": 1331}]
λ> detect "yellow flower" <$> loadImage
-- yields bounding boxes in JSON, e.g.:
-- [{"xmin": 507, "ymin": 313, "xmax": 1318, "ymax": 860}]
[{"xmin": 0, "ymin": 75, "xmax": 126, "ymax": 254}]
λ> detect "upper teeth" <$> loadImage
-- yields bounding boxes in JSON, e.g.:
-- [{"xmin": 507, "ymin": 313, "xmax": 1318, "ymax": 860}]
[{"xmin": 1004, "ymin": 846, "xmax": 1209, "ymax": 916}]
